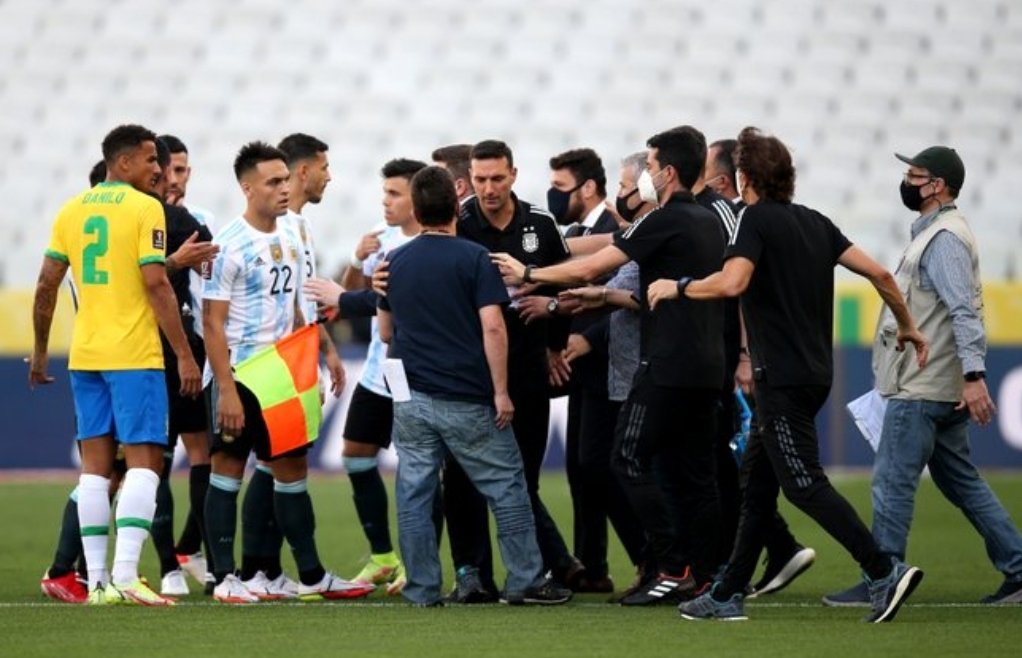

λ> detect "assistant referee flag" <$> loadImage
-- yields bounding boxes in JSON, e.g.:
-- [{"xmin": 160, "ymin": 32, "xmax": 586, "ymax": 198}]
[{"xmin": 233, "ymin": 323, "xmax": 322, "ymax": 457}]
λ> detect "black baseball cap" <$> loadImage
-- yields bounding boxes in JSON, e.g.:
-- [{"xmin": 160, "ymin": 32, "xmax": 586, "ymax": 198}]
[{"xmin": 895, "ymin": 146, "xmax": 965, "ymax": 192}]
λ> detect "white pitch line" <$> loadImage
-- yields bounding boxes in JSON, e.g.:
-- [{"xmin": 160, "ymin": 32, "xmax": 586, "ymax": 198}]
[{"xmin": 0, "ymin": 601, "xmax": 1003, "ymax": 609}]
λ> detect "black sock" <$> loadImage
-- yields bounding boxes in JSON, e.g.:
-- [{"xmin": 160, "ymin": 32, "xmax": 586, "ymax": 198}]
[
  {"xmin": 49, "ymin": 496, "xmax": 82, "ymax": 577},
  {"xmin": 176, "ymin": 464, "xmax": 211, "ymax": 556},
  {"xmin": 274, "ymin": 486, "xmax": 324, "ymax": 586},
  {"xmin": 205, "ymin": 480, "xmax": 239, "ymax": 582},
  {"xmin": 151, "ymin": 457, "xmax": 179, "ymax": 576},
  {"xmin": 348, "ymin": 467, "xmax": 392, "ymax": 554},
  {"xmin": 242, "ymin": 468, "xmax": 284, "ymax": 578}
]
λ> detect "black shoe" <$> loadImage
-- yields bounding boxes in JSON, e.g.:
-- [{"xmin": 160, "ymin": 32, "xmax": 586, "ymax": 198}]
[
  {"xmin": 748, "ymin": 545, "xmax": 816, "ymax": 598},
  {"xmin": 980, "ymin": 578, "xmax": 1022, "ymax": 604},
  {"xmin": 619, "ymin": 570, "xmax": 696, "ymax": 606},
  {"xmin": 502, "ymin": 578, "xmax": 572, "ymax": 605},
  {"xmin": 574, "ymin": 574, "xmax": 615, "ymax": 594},
  {"xmin": 444, "ymin": 566, "xmax": 498, "ymax": 604}
]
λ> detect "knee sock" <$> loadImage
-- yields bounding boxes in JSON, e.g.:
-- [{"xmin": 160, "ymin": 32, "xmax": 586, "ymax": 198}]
[
  {"xmin": 175, "ymin": 464, "xmax": 212, "ymax": 557},
  {"xmin": 345, "ymin": 457, "xmax": 393, "ymax": 555},
  {"xmin": 112, "ymin": 468, "xmax": 160, "ymax": 586},
  {"xmin": 150, "ymin": 457, "xmax": 179, "ymax": 576},
  {"xmin": 273, "ymin": 478, "xmax": 325, "ymax": 586},
  {"xmin": 49, "ymin": 488, "xmax": 83, "ymax": 577},
  {"xmin": 78, "ymin": 474, "xmax": 112, "ymax": 588},
  {"xmin": 242, "ymin": 465, "xmax": 283, "ymax": 579},
  {"xmin": 205, "ymin": 473, "xmax": 242, "ymax": 582}
]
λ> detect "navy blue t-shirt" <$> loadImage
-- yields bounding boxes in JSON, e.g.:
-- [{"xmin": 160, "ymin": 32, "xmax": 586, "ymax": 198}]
[{"xmin": 378, "ymin": 234, "xmax": 510, "ymax": 404}]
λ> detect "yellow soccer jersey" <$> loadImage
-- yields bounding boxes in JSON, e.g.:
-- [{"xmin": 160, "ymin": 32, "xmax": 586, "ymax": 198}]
[{"xmin": 45, "ymin": 181, "xmax": 167, "ymax": 370}]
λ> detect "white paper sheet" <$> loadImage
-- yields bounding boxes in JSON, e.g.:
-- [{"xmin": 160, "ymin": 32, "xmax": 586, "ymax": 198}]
[
  {"xmin": 382, "ymin": 358, "xmax": 412, "ymax": 402},
  {"xmin": 846, "ymin": 388, "xmax": 888, "ymax": 452}
]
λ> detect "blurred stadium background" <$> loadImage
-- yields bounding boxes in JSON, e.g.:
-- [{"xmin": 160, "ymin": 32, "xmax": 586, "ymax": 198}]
[{"xmin": 1, "ymin": 0, "xmax": 1019, "ymax": 469}]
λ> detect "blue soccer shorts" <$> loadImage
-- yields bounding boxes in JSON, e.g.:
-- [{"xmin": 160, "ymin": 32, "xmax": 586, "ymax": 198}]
[{"xmin": 69, "ymin": 369, "xmax": 169, "ymax": 445}]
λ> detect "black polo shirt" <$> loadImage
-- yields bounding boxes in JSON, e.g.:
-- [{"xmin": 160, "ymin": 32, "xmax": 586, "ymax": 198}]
[
  {"xmin": 164, "ymin": 202, "xmax": 211, "ymax": 335},
  {"xmin": 457, "ymin": 193, "xmax": 570, "ymax": 387},
  {"xmin": 725, "ymin": 199, "xmax": 852, "ymax": 387},
  {"xmin": 613, "ymin": 191, "xmax": 725, "ymax": 389},
  {"xmin": 696, "ymin": 188, "xmax": 741, "ymax": 388}
]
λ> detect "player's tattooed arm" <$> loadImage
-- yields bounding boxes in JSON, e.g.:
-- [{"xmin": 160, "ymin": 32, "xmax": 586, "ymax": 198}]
[{"xmin": 29, "ymin": 256, "xmax": 68, "ymax": 387}]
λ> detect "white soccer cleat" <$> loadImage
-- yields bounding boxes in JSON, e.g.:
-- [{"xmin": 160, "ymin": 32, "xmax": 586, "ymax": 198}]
[
  {"xmin": 213, "ymin": 573, "xmax": 261, "ymax": 605},
  {"xmin": 243, "ymin": 570, "xmax": 299, "ymax": 601},
  {"xmin": 160, "ymin": 569, "xmax": 189, "ymax": 597},
  {"xmin": 297, "ymin": 572, "xmax": 375, "ymax": 601},
  {"xmin": 176, "ymin": 552, "xmax": 208, "ymax": 585}
]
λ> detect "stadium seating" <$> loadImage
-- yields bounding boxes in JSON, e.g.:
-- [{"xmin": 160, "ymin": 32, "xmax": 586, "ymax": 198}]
[{"xmin": 0, "ymin": 0, "xmax": 1019, "ymax": 285}]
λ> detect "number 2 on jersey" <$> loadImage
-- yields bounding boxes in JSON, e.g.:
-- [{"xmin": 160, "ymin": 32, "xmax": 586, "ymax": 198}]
[
  {"xmin": 82, "ymin": 215, "xmax": 109, "ymax": 284},
  {"xmin": 270, "ymin": 265, "xmax": 293, "ymax": 295}
]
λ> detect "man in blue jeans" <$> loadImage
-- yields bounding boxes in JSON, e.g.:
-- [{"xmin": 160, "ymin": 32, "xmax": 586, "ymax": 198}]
[
  {"xmin": 825, "ymin": 146, "xmax": 1022, "ymax": 606},
  {"xmin": 377, "ymin": 165, "xmax": 571, "ymax": 607}
]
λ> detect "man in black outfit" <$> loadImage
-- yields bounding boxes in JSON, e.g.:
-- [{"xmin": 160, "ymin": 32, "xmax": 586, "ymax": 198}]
[
  {"xmin": 655, "ymin": 126, "xmax": 928, "ymax": 623},
  {"xmin": 494, "ymin": 125, "xmax": 725, "ymax": 606},
  {"xmin": 444, "ymin": 139, "xmax": 580, "ymax": 601}
]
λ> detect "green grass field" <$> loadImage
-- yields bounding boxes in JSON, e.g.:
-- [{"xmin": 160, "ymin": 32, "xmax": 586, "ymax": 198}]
[{"xmin": 1, "ymin": 471, "xmax": 1020, "ymax": 657}]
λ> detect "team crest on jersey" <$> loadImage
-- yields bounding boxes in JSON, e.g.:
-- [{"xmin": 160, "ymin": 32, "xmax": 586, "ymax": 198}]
[
  {"xmin": 289, "ymin": 245, "xmax": 299, "ymax": 262},
  {"xmin": 299, "ymin": 224, "xmax": 307, "ymax": 243},
  {"xmin": 522, "ymin": 232, "xmax": 539, "ymax": 253},
  {"xmin": 152, "ymin": 229, "xmax": 165, "ymax": 249},
  {"xmin": 270, "ymin": 242, "xmax": 283, "ymax": 263}
]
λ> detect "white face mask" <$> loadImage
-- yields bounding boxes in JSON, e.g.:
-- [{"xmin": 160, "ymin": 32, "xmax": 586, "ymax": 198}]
[{"xmin": 637, "ymin": 169, "xmax": 662, "ymax": 206}]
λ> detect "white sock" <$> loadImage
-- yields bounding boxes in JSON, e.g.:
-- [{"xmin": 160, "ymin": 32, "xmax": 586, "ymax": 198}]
[
  {"xmin": 111, "ymin": 468, "xmax": 159, "ymax": 586},
  {"xmin": 77, "ymin": 473, "xmax": 111, "ymax": 589}
]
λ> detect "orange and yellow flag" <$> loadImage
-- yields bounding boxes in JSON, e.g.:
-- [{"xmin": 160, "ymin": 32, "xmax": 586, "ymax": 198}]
[{"xmin": 234, "ymin": 324, "xmax": 322, "ymax": 457}]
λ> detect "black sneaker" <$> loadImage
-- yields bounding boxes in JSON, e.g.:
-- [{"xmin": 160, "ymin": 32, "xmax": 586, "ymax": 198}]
[
  {"xmin": 865, "ymin": 559, "xmax": 924, "ymax": 623},
  {"xmin": 748, "ymin": 545, "xmax": 816, "ymax": 598},
  {"xmin": 981, "ymin": 578, "xmax": 1022, "ymax": 604},
  {"xmin": 444, "ymin": 566, "xmax": 498, "ymax": 604},
  {"xmin": 619, "ymin": 570, "xmax": 696, "ymax": 606},
  {"xmin": 502, "ymin": 578, "xmax": 572, "ymax": 605}
]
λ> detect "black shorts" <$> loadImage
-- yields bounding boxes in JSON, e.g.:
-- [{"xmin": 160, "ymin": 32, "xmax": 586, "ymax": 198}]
[
  {"xmin": 207, "ymin": 381, "xmax": 308, "ymax": 462},
  {"xmin": 342, "ymin": 383, "xmax": 394, "ymax": 448},
  {"xmin": 164, "ymin": 337, "xmax": 208, "ymax": 445}
]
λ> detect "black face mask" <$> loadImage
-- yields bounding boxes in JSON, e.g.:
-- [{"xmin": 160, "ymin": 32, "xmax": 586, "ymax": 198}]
[
  {"xmin": 546, "ymin": 183, "xmax": 583, "ymax": 226},
  {"xmin": 900, "ymin": 179, "xmax": 928, "ymax": 212},
  {"xmin": 615, "ymin": 188, "xmax": 641, "ymax": 223}
]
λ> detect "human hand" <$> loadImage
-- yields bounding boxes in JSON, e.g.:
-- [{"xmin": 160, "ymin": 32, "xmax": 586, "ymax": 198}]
[
  {"xmin": 371, "ymin": 260, "xmax": 390, "ymax": 297},
  {"xmin": 304, "ymin": 277, "xmax": 345, "ymax": 309},
  {"xmin": 355, "ymin": 229, "xmax": 385, "ymax": 262},
  {"xmin": 957, "ymin": 379, "xmax": 996, "ymax": 426},
  {"xmin": 647, "ymin": 279, "xmax": 679, "ymax": 310},
  {"xmin": 564, "ymin": 334, "xmax": 591, "ymax": 363},
  {"xmin": 494, "ymin": 392, "xmax": 514, "ymax": 429}
]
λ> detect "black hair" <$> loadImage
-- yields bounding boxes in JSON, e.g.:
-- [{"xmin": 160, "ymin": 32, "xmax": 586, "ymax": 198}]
[
  {"xmin": 233, "ymin": 141, "xmax": 288, "ymax": 181},
  {"xmin": 645, "ymin": 125, "xmax": 707, "ymax": 190},
  {"xmin": 431, "ymin": 144, "xmax": 472, "ymax": 182},
  {"xmin": 709, "ymin": 138, "xmax": 737, "ymax": 181},
  {"xmin": 470, "ymin": 139, "xmax": 514, "ymax": 168},
  {"xmin": 101, "ymin": 124, "xmax": 157, "ymax": 165},
  {"xmin": 277, "ymin": 133, "xmax": 330, "ymax": 168},
  {"xmin": 381, "ymin": 158, "xmax": 427, "ymax": 181},
  {"xmin": 549, "ymin": 147, "xmax": 607, "ymax": 197},
  {"xmin": 158, "ymin": 134, "xmax": 188, "ymax": 155},
  {"xmin": 88, "ymin": 160, "xmax": 107, "ymax": 186},
  {"xmin": 155, "ymin": 137, "xmax": 170, "ymax": 169},
  {"xmin": 411, "ymin": 166, "xmax": 459, "ymax": 227}
]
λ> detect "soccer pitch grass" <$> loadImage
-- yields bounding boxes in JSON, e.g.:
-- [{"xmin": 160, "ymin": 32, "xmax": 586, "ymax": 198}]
[{"xmin": 2, "ymin": 472, "xmax": 1021, "ymax": 658}]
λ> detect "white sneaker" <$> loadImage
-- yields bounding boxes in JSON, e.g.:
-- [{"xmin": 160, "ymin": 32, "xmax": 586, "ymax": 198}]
[
  {"xmin": 213, "ymin": 573, "xmax": 260, "ymax": 604},
  {"xmin": 160, "ymin": 569, "xmax": 189, "ymax": 597},
  {"xmin": 297, "ymin": 572, "xmax": 375, "ymax": 601},
  {"xmin": 243, "ymin": 570, "xmax": 299, "ymax": 600},
  {"xmin": 176, "ymin": 552, "xmax": 207, "ymax": 585}
]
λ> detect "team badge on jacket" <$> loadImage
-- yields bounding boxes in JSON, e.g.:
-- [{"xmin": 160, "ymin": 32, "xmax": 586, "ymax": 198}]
[
  {"xmin": 270, "ymin": 242, "xmax": 283, "ymax": 263},
  {"xmin": 522, "ymin": 231, "xmax": 539, "ymax": 253}
]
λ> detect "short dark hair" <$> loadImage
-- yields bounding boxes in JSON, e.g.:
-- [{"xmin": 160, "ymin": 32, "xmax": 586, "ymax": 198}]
[
  {"xmin": 155, "ymin": 137, "xmax": 171, "ymax": 169},
  {"xmin": 101, "ymin": 124, "xmax": 157, "ymax": 165},
  {"xmin": 549, "ymin": 148, "xmax": 607, "ymax": 197},
  {"xmin": 89, "ymin": 160, "xmax": 107, "ymax": 186},
  {"xmin": 645, "ymin": 126, "xmax": 707, "ymax": 190},
  {"xmin": 233, "ymin": 141, "xmax": 288, "ymax": 181},
  {"xmin": 709, "ymin": 138, "xmax": 737, "ymax": 180},
  {"xmin": 158, "ymin": 134, "xmax": 188, "ymax": 155},
  {"xmin": 277, "ymin": 133, "xmax": 329, "ymax": 168},
  {"xmin": 381, "ymin": 158, "xmax": 427, "ymax": 181},
  {"xmin": 470, "ymin": 139, "xmax": 514, "ymax": 168},
  {"xmin": 735, "ymin": 127, "xmax": 795, "ymax": 203},
  {"xmin": 411, "ymin": 166, "xmax": 458, "ymax": 227},
  {"xmin": 432, "ymin": 144, "xmax": 472, "ymax": 182}
]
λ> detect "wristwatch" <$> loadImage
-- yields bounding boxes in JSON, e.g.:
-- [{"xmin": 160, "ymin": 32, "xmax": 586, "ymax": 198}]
[
  {"xmin": 964, "ymin": 370, "xmax": 986, "ymax": 382},
  {"xmin": 547, "ymin": 297, "xmax": 560, "ymax": 314}
]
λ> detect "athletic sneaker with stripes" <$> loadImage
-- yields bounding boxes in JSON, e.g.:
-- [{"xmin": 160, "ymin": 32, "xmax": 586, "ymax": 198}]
[
  {"xmin": 619, "ymin": 570, "xmax": 696, "ymax": 606},
  {"xmin": 865, "ymin": 559, "xmax": 924, "ymax": 623}
]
